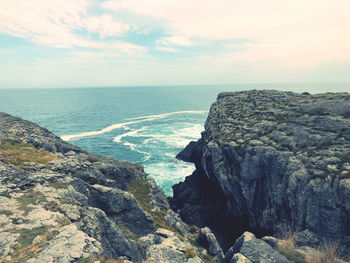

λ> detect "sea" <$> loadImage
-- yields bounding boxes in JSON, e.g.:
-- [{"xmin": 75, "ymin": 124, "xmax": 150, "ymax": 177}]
[{"xmin": 1, "ymin": 83, "xmax": 349, "ymax": 195}]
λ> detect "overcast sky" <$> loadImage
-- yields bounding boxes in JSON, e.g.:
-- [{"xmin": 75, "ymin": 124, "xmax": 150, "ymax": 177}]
[{"xmin": 0, "ymin": 0, "xmax": 349, "ymax": 88}]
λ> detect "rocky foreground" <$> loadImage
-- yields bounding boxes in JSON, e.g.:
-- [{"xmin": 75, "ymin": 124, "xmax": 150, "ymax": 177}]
[
  {"xmin": 1, "ymin": 90, "xmax": 350, "ymax": 263},
  {"xmin": 172, "ymin": 90, "xmax": 350, "ymax": 262},
  {"xmin": 0, "ymin": 112, "xmax": 209, "ymax": 263}
]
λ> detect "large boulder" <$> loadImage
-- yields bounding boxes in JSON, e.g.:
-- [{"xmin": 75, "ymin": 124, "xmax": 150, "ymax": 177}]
[{"xmin": 224, "ymin": 232, "xmax": 293, "ymax": 263}]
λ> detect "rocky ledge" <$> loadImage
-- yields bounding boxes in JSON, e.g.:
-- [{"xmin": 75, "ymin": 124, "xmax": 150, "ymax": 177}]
[
  {"xmin": 0, "ymin": 112, "xmax": 215, "ymax": 263},
  {"xmin": 172, "ymin": 90, "xmax": 350, "ymax": 261}
]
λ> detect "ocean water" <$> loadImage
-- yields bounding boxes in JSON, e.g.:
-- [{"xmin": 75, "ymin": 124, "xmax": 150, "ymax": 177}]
[{"xmin": 0, "ymin": 83, "xmax": 349, "ymax": 195}]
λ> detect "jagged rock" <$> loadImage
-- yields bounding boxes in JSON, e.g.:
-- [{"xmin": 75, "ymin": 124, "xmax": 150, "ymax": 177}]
[
  {"xmin": 172, "ymin": 90, "xmax": 350, "ymax": 251},
  {"xmin": 230, "ymin": 253, "xmax": 252, "ymax": 263},
  {"xmin": 198, "ymin": 227, "xmax": 224, "ymax": 262},
  {"xmin": 26, "ymin": 224, "xmax": 101, "ymax": 263},
  {"xmin": 88, "ymin": 184, "xmax": 155, "ymax": 236},
  {"xmin": 141, "ymin": 228, "xmax": 203, "ymax": 263},
  {"xmin": 261, "ymin": 236, "xmax": 280, "ymax": 248},
  {"xmin": 292, "ymin": 229, "xmax": 321, "ymax": 248},
  {"xmin": 224, "ymin": 232, "xmax": 293, "ymax": 263},
  {"xmin": 0, "ymin": 113, "xmax": 195, "ymax": 262}
]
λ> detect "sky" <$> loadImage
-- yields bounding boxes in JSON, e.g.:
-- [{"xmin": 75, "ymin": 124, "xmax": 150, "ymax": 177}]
[{"xmin": 0, "ymin": 0, "xmax": 349, "ymax": 88}]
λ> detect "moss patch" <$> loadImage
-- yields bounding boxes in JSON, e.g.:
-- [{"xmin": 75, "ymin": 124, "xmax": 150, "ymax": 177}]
[
  {"xmin": 127, "ymin": 177, "xmax": 181, "ymax": 236},
  {"xmin": 0, "ymin": 192, "xmax": 11, "ymax": 198},
  {"xmin": 0, "ymin": 140, "xmax": 58, "ymax": 168},
  {"xmin": 0, "ymin": 209, "xmax": 13, "ymax": 216},
  {"xmin": 17, "ymin": 191, "xmax": 46, "ymax": 215},
  {"xmin": 2, "ymin": 226, "xmax": 61, "ymax": 263},
  {"xmin": 117, "ymin": 224, "xmax": 138, "ymax": 242}
]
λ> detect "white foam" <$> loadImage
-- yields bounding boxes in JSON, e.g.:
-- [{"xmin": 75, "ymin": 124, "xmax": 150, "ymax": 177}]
[
  {"xmin": 113, "ymin": 127, "xmax": 148, "ymax": 143},
  {"xmin": 125, "ymin": 110, "xmax": 207, "ymax": 120},
  {"xmin": 140, "ymin": 123, "xmax": 203, "ymax": 148},
  {"xmin": 61, "ymin": 110, "xmax": 206, "ymax": 141},
  {"xmin": 145, "ymin": 160, "xmax": 196, "ymax": 195}
]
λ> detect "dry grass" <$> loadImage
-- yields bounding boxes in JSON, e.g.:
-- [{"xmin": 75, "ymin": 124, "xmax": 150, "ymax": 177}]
[
  {"xmin": 0, "ymin": 140, "xmax": 58, "ymax": 168},
  {"xmin": 275, "ymin": 226, "xmax": 345, "ymax": 263},
  {"xmin": 184, "ymin": 246, "xmax": 196, "ymax": 260},
  {"xmin": 277, "ymin": 237, "xmax": 307, "ymax": 263},
  {"xmin": 0, "ymin": 226, "xmax": 56, "ymax": 263},
  {"xmin": 306, "ymin": 241, "xmax": 344, "ymax": 263}
]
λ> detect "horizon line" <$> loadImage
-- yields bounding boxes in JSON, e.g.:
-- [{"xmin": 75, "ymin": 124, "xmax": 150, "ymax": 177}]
[{"xmin": 0, "ymin": 81, "xmax": 350, "ymax": 90}]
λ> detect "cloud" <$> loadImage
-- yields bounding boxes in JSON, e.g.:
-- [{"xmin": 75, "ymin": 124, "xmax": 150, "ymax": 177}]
[
  {"xmin": 157, "ymin": 36, "xmax": 192, "ymax": 47},
  {"xmin": 101, "ymin": 0, "xmax": 126, "ymax": 11},
  {"xmin": 0, "ymin": 0, "xmax": 131, "ymax": 48},
  {"xmin": 155, "ymin": 46, "xmax": 179, "ymax": 52},
  {"xmin": 82, "ymin": 14, "xmax": 130, "ymax": 39},
  {"xmin": 103, "ymin": 0, "xmax": 350, "ymax": 67}
]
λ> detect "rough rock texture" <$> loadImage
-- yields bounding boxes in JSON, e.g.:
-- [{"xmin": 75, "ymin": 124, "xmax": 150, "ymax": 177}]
[
  {"xmin": 198, "ymin": 227, "xmax": 224, "ymax": 262},
  {"xmin": 172, "ymin": 90, "xmax": 350, "ymax": 251},
  {"xmin": 224, "ymin": 232, "xmax": 293, "ymax": 263},
  {"xmin": 0, "ymin": 112, "xmax": 196, "ymax": 262},
  {"xmin": 139, "ymin": 228, "xmax": 204, "ymax": 263}
]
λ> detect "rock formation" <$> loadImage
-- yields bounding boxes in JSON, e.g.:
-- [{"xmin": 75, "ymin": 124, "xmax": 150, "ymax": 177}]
[
  {"xmin": 0, "ymin": 112, "xmax": 208, "ymax": 263},
  {"xmin": 172, "ymin": 90, "xmax": 350, "ymax": 255},
  {"xmin": 2, "ymin": 89, "xmax": 350, "ymax": 263}
]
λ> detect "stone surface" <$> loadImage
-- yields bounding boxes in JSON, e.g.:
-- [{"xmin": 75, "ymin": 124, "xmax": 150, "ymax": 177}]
[
  {"xmin": 0, "ymin": 112, "xmax": 197, "ymax": 262},
  {"xmin": 172, "ymin": 90, "xmax": 350, "ymax": 251},
  {"xmin": 225, "ymin": 232, "xmax": 293, "ymax": 263},
  {"xmin": 198, "ymin": 227, "xmax": 224, "ymax": 261},
  {"xmin": 142, "ymin": 228, "xmax": 204, "ymax": 263}
]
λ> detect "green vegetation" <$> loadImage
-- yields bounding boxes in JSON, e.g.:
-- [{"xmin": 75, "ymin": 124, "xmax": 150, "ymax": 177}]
[
  {"xmin": 1, "ymin": 225, "xmax": 63, "ymax": 263},
  {"xmin": 0, "ymin": 139, "xmax": 58, "ymax": 168},
  {"xmin": 0, "ymin": 209, "xmax": 13, "ymax": 216},
  {"xmin": 127, "ymin": 177, "xmax": 181, "ymax": 236},
  {"xmin": 55, "ymin": 217, "xmax": 71, "ymax": 227},
  {"xmin": 48, "ymin": 181, "xmax": 70, "ymax": 189},
  {"xmin": 117, "ymin": 224, "xmax": 138, "ymax": 242},
  {"xmin": 0, "ymin": 192, "xmax": 11, "ymax": 198},
  {"xmin": 16, "ymin": 227, "xmax": 48, "ymax": 247},
  {"xmin": 17, "ymin": 191, "xmax": 46, "ymax": 214}
]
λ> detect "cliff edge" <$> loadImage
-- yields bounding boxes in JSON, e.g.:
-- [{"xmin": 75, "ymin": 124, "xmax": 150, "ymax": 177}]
[
  {"xmin": 172, "ymin": 90, "xmax": 350, "ymax": 256},
  {"xmin": 0, "ymin": 112, "xmax": 209, "ymax": 263}
]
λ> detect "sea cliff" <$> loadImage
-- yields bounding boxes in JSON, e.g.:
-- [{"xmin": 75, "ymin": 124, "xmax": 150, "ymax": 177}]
[
  {"xmin": 172, "ymin": 90, "xmax": 350, "ymax": 261},
  {"xmin": 1, "ymin": 89, "xmax": 350, "ymax": 263}
]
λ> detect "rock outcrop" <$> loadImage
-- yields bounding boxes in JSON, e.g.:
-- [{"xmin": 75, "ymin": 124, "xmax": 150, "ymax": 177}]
[
  {"xmin": 0, "ymin": 112, "xmax": 205, "ymax": 262},
  {"xmin": 171, "ymin": 90, "xmax": 350, "ymax": 253}
]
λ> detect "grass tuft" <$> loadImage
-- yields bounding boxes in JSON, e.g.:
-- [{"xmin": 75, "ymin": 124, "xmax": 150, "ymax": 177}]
[
  {"xmin": 184, "ymin": 246, "xmax": 196, "ymax": 259},
  {"xmin": 277, "ymin": 238, "xmax": 306, "ymax": 263},
  {"xmin": 306, "ymin": 241, "xmax": 344, "ymax": 263},
  {"xmin": 127, "ymin": 177, "xmax": 181, "ymax": 236},
  {"xmin": 17, "ymin": 191, "xmax": 46, "ymax": 215},
  {"xmin": 0, "ymin": 140, "xmax": 58, "ymax": 168}
]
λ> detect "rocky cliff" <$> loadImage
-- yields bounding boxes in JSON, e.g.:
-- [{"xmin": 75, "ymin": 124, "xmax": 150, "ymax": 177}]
[
  {"xmin": 0, "ymin": 112, "xmax": 212, "ymax": 263},
  {"xmin": 172, "ymin": 90, "xmax": 350, "ymax": 255}
]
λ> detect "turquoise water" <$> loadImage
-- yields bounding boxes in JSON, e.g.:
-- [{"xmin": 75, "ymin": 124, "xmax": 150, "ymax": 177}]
[{"xmin": 0, "ymin": 83, "xmax": 349, "ymax": 195}]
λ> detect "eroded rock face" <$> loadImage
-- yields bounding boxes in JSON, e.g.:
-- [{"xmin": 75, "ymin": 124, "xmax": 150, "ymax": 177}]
[
  {"xmin": 0, "ymin": 113, "xmax": 190, "ymax": 262},
  {"xmin": 172, "ymin": 90, "xmax": 350, "ymax": 250},
  {"xmin": 224, "ymin": 232, "xmax": 293, "ymax": 263}
]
